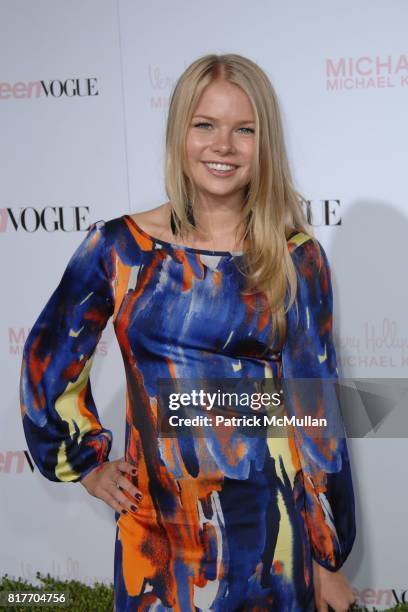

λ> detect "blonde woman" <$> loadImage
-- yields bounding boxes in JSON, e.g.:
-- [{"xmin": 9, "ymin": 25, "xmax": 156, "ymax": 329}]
[{"xmin": 20, "ymin": 54, "xmax": 356, "ymax": 611}]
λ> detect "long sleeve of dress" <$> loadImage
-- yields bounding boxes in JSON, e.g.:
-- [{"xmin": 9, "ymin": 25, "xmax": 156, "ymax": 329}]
[
  {"xmin": 281, "ymin": 236, "xmax": 356, "ymax": 572},
  {"xmin": 19, "ymin": 220, "xmax": 114, "ymax": 483}
]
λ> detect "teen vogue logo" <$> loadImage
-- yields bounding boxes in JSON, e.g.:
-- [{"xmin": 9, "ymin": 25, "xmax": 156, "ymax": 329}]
[
  {"xmin": 353, "ymin": 586, "xmax": 408, "ymax": 607},
  {"xmin": 0, "ymin": 77, "xmax": 99, "ymax": 100},
  {"xmin": 0, "ymin": 206, "xmax": 92, "ymax": 232},
  {"xmin": 326, "ymin": 54, "xmax": 408, "ymax": 90},
  {"xmin": 303, "ymin": 199, "xmax": 342, "ymax": 226},
  {"xmin": 0, "ymin": 450, "xmax": 34, "ymax": 475}
]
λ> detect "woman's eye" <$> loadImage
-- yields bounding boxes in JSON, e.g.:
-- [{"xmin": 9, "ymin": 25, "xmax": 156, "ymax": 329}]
[
  {"xmin": 194, "ymin": 122, "xmax": 212, "ymax": 129},
  {"xmin": 192, "ymin": 123, "xmax": 254, "ymax": 134}
]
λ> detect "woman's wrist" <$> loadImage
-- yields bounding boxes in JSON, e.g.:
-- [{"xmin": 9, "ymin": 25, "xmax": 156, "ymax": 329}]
[{"xmin": 312, "ymin": 559, "xmax": 356, "ymax": 611}]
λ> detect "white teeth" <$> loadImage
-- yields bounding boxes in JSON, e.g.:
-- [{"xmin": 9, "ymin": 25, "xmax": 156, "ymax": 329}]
[{"xmin": 205, "ymin": 162, "xmax": 236, "ymax": 171}]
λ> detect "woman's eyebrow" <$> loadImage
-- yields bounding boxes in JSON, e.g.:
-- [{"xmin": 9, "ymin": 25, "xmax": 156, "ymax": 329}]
[{"xmin": 192, "ymin": 114, "xmax": 255, "ymax": 124}]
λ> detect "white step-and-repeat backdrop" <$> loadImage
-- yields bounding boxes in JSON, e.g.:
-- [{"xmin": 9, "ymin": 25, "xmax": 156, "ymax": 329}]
[{"xmin": 2, "ymin": 1, "xmax": 407, "ymax": 609}]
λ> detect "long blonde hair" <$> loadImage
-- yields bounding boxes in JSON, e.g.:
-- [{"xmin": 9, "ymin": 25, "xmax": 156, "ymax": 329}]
[{"xmin": 165, "ymin": 53, "xmax": 318, "ymax": 352}]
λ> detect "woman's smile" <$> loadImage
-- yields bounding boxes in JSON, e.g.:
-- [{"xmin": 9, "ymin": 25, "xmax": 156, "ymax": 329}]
[{"xmin": 202, "ymin": 161, "xmax": 239, "ymax": 177}]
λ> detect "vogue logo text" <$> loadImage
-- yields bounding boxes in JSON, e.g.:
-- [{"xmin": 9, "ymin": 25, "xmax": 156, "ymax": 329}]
[
  {"xmin": 0, "ymin": 77, "xmax": 99, "ymax": 100},
  {"xmin": 0, "ymin": 206, "xmax": 92, "ymax": 232}
]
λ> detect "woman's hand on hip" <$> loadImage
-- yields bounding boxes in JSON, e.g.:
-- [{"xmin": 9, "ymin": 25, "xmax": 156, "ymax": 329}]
[
  {"xmin": 80, "ymin": 457, "xmax": 143, "ymax": 515},
  {"xmin": 313, "ymin": 559, "xmax": 356, "ymax": 611}
]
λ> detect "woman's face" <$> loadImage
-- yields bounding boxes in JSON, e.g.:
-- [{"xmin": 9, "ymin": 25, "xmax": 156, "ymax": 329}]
[{"xmin": 185, "ymin": 79, "xmax": 256, "ymax": 204}]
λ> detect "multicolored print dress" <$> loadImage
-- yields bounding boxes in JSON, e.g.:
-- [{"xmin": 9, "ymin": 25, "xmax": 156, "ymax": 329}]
[{"xmin": 20, "ymin": 214, "xmax": 356, "ymax": 612}]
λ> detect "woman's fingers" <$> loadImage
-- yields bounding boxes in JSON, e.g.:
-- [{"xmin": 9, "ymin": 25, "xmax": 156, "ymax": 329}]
[
  {"xmin": 108, "ymin": 458, "xmax": 142, "ymax": 513},
  {"xmin": 114, "ymin": 457, "xmax": 143, "ymax": 505},
  {"xmin": 116, "ymin": 471, "xmax": 143, "ymax": 503},
  {"xmin": 100, "ymin": 488, "xmax": 129, "ymax": 515},
  {"xmin": 117, "ymin": 458, "xmax": 138, "ymax": 477},
  {"xmin": 81, "ymin": 458, "xmax": 142, "ymax": 514},
  {"xmin": 109, "ymin": 479, "xmax": 140, "ymax": 514}
]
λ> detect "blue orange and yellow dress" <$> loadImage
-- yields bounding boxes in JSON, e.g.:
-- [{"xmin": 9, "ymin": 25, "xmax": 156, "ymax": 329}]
[{"xmin": 19, "ymin": 214, "xmax": 356, "ymax": 611}]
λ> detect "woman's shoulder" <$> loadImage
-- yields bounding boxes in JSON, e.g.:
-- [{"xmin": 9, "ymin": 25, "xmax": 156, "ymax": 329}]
[
  {"xmin": 287, "ymin": 230, "xmax": 317, "ymax": 254},
  {"xmin": 102, "ymin": 203, "xmax": 171, "ymax": 239},
  {"xmin": 127, "ymin": 203, "xmax": 172, "ymax": 238},
  {"xmin": 287, "ymin": 231, "xmax": 330, "ymax": 278}
]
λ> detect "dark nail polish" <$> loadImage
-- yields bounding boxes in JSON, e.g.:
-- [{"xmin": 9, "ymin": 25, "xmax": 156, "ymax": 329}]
[
  {"xmin": 130, "ymin": 504, "xmax": 138, "ymax": 512},
  {"xmin": 131, "ymin": 468, "xmax": 137, "ymax": 474},
  {"xmin": 135, "ymin": 493, "xmax": 142, "ymax": 500},
  {"xmin": 122, "ymin": 509, "xmax": 127, "ymax": 515}
]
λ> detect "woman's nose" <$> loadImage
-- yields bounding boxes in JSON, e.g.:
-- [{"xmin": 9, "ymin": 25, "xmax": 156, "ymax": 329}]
[{"xmin": 211, "ymin": 129, "xmax": 235, "ymax": 154}]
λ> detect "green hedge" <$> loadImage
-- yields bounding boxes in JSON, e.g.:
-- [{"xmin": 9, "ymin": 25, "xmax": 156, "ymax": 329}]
[
  {"xmin": 0, "ymin": 572, "xmax": 407, "ymax": 611},
  {"xmin": 0, "ymin": 573, "xmax": 113, "ymax": 612}
]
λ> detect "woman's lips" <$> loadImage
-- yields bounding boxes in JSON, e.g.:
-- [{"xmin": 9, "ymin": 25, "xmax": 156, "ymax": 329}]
[{"xmin": 202, "ymin": 162, "xmax": 238, "ymax": 177}]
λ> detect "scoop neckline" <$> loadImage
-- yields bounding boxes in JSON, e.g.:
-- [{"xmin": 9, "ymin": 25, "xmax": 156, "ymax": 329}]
[{"xmin": 124, "ymin": 214, "xmax": 245, "ymax": 256}]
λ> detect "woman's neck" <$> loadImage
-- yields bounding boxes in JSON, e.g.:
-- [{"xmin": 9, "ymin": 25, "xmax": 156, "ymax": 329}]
[{"xmin": 170, "ymin": 201, "xmax": 246, "ymax": 251}]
